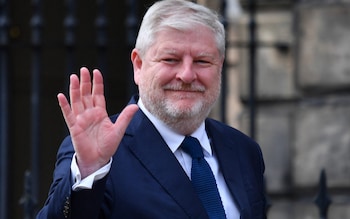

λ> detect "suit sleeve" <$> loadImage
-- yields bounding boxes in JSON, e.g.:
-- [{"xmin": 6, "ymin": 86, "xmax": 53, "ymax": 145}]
[
  {"xmin": 36, "ymin": 136, "xmax": 109, "ymax": 219},
  {"xmin": 245, "ymin": 139, "xmax": 268, "ymax": 219}
]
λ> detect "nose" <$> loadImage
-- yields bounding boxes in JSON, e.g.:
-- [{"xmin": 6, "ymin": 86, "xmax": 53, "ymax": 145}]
[{"xmin": 176, "ymin": 59, "xmax": 196, "ymax": 83}]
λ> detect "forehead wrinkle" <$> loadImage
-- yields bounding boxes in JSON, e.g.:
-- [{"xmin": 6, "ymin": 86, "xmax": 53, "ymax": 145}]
[
  {"xmin": 163, "ymin": 48, "xmax": 178, "ymax": 55},
  {"xmin": 154, "ymin": 47, "xmax": 178, "ymax": 56}
]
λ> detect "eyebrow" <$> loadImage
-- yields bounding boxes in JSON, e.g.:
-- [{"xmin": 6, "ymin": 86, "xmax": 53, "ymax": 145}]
[
  {"xmin": 155, "ymin": 46, "xmax": 220, "ymax": 63},
  {"xmin": 159, "ymin": 48, "xmax": 178, "ymax": 55},
  {"xmin": 160, "ymin": 49, "xmax": 216, "ymax": 58},
  {"xmin": 197, "ymin": 52, "xmax": 215, "ymax": 58}
]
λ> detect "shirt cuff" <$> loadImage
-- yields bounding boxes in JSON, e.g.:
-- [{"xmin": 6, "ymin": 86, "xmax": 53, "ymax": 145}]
[{"xmin": 70, "ymin": 153, "xmax": 112, "ymax": 191}]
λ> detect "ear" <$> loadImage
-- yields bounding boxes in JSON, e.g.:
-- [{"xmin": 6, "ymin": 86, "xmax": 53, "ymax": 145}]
[{"xmin": 131, "ymin": 49, "xmax": 142, "ymax": 85}]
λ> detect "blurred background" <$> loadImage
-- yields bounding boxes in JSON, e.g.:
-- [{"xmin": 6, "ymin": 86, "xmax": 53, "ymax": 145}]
[{"xmin": 0, "ymin": 0, "xmax": 349, "ymax": 218}]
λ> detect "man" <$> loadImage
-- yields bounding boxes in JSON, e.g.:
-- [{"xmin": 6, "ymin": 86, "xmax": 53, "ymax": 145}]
[{"xmin": 37, "ymin": 0, "xmax": 267, "ymax": 218}]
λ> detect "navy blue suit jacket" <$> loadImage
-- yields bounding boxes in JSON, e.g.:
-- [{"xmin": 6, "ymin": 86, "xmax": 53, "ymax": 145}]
[{"xmin": 37, "ymin": 96, "xmax": 267, "ymax": 219}]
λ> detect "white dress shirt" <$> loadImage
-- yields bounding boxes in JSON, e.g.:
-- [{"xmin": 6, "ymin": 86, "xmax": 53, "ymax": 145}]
[{"xmin": 71, "ymin": 98, "xmax": 240, "ymax": 218}]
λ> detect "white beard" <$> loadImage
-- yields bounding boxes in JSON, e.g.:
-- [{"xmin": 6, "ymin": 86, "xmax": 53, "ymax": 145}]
[{"xmin": 140, "ymin": 83, "xmax": 220, "ymax": 135}]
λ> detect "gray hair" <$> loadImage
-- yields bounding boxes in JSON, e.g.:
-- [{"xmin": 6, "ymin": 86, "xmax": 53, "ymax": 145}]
[{"xmin": 135, "ymin": 0, "xmax": 225, "ymax": 57}]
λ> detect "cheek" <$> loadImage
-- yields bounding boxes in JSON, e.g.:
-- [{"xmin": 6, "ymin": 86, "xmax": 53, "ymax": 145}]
[
  {"xmin": 151, "ymin": 71, "xmax": 176, "ymax": 87},
  {"xmin": 138, "ymin": 74, "xmax": 151, "ymax": 90},
  {"xmin": 200, "ymin": 71, "xmax": 221, "ymax": 88},
  {"xmin": 138, "ymin": 71, "xmax": 162, "ymax": 91},
  {"xmin": 138, "ymin": 66, "xmax": 155, "ymax": 87}
]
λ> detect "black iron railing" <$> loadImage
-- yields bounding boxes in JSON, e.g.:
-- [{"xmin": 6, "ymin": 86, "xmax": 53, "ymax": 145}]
[
  {"xmin": 29, "ymin": 0, "xmax": 43, "ymax": 214},
  {"xmin": 0, "ymin": 0, "xmax": 9, "ymax": 218},
  {"xmin": 314, "ymin": 169, "xmax": 332, "ymax": 219}
]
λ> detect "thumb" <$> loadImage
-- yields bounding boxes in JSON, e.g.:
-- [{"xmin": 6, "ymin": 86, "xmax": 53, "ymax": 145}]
[{"xmin": 113, "ymin": 104, "xmax": 139, "ymax": 139}]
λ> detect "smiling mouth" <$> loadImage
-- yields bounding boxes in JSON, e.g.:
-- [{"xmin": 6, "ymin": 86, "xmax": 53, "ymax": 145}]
[
  {"xmin": 164, "ymin": 90, "xmax": 204, "ymax": 101},
  {"xmin": 163, "ymin": 84, "xmax": 205, "ymax": 93},
  {"xmin": 166, "ymin": 89, "xmax": 202, "ymax": 93},
  {"xmin": 164, "ymin": 89, "xmax": 205, "ymax": 98}
]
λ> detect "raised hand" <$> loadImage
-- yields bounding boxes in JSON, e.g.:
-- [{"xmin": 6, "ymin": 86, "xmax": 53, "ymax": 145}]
[{"xmin": 57, "ymin": 67, "xmax": 138, "ymax": 178}]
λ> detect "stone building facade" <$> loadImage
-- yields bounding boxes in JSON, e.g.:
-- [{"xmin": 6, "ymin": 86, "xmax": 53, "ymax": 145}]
[{"xmin": 209, "ymin": 0, "xmax": 350, "ymax": 218}]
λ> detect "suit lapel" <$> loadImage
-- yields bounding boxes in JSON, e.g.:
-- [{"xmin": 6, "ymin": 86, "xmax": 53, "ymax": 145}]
[
  {"xmin": 124, "ymin": 110, "xmax": 209, "ymax": 219},
  {"xmin": 206, "ymin": 120, "xmax": 250, "ymax": 218}
]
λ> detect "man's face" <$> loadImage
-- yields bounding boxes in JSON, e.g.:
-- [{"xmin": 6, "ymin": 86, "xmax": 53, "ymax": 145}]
[{"xmin": 132, "ymin": 25, "xmax": 223, "ymax": 126}]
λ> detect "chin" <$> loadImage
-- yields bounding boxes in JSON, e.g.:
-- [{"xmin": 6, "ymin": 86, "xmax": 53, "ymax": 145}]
[{"xmin": 165, "ymin": 101, "xmax": 205, "ymax": 118}]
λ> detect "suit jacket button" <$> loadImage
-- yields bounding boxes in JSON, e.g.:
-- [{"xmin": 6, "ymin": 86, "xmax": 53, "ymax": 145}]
[{"xmin": 63, "ymin": 196, "xmax": 70, "ymax": 218}]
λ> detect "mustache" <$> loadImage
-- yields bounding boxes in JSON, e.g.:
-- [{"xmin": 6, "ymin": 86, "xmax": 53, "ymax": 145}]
[{"xmin": 162, "ymin": 83, "xmax": 205, "ymax": 92}]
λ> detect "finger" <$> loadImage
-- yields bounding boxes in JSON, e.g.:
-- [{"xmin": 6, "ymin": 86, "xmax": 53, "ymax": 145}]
[
  {"xmin": 69, "ymin": 74, "xmax": 85, "ymax": 115},
  {"xmin": 92, "ymin": 69, "xmax": 106, "ymax": 109},
  {"xmin": 57, "ymin": 93, "xmax": 76, "ymax": 129},
  {"xmin": 80, "ymin": 67, "xmax": 94, "ymax": 109},
  {"xmin": 113, "ymin": 104, "xmax": 139, "ymax": 140}
]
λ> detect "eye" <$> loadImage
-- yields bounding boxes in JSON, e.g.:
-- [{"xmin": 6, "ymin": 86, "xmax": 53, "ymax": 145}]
[
  {"xmin": 195, "ymin": 59, "xmax": 211, "ymax": 66},
  {"xmin": 196, "ymin": 60, "xmax": 209, "ymax": 64},
  {"xmin": 161, "ymin": 58, "xmax": 179, "ymax": 64}
]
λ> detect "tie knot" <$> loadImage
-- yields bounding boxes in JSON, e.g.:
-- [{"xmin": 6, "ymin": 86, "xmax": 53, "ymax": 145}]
[{"xmin": 181, "ymin": 136, "xmax": 204, "ymax": 159}]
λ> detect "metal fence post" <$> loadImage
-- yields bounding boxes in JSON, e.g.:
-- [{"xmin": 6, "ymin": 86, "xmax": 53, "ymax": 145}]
[
  {"xmin": 125, "ymin": 0, "xmax": 138, "ymax": 96},
  {"xmin": 64, "ymin": 0, "xmax": 77, "ymax": 97},
  {"xmin": 19, "ymin": 171, "xmax": 36, "ymax": 219},
  {"xmin": 248, "ymin": 0, "xmax": 257, "ymax": 139},
  {"xmin": 0, "ymin": 0, "xmax": 10, "ymax": 218},
  {"xmin": 95, "ymin": 0, "xmax": 108, "ymax": 98},
  {"xmin": 95, "ymin": 0, "xmax": 107, "ymax": 74},
  {"xmin": 219, "ymin": 0, "xmax": 228, "ymax": 124},
  {"xmin": 314, "ymin": 169, "xmax": 332, "ymax": 219},
  {"xmin": 21, "ymin": 0, "xmax": 44, "ymax": 217}
]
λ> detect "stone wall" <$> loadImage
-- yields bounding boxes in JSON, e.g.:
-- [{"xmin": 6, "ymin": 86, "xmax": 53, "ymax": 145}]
[{"xmin": 224, "ymin": 0, "xmax": 350, "ymax": 218}]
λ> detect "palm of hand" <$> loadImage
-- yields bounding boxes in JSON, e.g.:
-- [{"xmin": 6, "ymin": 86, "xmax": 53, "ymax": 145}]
[
  {"xmin": 70, "ymin": 105, "xmax": 117, "ymax": 172},
  {"xmin": 58, "ymin": 67, "xmax": 138, "ymax": 178}
]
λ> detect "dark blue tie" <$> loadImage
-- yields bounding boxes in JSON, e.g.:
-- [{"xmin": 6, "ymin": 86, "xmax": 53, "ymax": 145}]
[{"xmin": 181, "ymin": 136, "xmax": 226, "ymax": 219}]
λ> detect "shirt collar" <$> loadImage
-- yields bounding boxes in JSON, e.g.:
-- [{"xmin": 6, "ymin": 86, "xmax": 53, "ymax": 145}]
[{"xmin": 137, "ymin": 98, "xmax": 212, "ymax": 156}]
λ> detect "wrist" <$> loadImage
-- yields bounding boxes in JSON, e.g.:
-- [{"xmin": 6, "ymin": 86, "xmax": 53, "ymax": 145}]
[{"xmin": 75, "ymin": 156, "xmax": 110, "ymax": 179}]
